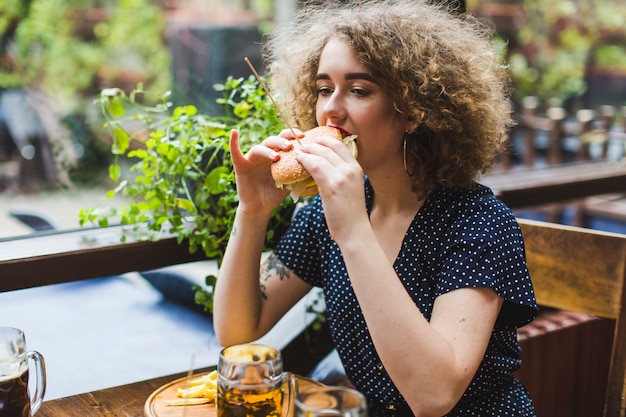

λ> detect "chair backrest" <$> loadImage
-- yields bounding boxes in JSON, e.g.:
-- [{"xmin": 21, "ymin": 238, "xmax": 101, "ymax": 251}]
[{"xmin": 518, "ymin": 218, "xmax": 626, "ymax": 417}]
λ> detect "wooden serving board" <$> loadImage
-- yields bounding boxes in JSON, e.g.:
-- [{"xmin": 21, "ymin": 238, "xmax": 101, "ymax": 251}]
[{"xmin": 144, "ymin": 372, "xmax": 324, "ymax": 417}]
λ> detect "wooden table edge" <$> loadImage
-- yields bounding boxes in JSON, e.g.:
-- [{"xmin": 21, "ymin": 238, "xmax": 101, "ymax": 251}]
[{"xmin": 37, "ymin": 366, "xmax": 216, "ymax": 417}]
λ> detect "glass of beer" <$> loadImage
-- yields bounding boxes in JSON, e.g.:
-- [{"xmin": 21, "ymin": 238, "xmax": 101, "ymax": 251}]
[
  {"xmin": 295, "ymin": 386, "xmax": 367, "ymax": 417},
  {"xmin": 217, "ymin": 343, "xmax": 295, "ymax": 417},
  {"xmin": 0, "ymin": 327, "xmax": 46, "ymax": 417}
]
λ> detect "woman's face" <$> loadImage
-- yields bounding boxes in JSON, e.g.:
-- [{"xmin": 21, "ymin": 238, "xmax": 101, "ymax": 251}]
[{"xmin": 315, "ymin": 37, "xmax": 408, "ymax": 172}]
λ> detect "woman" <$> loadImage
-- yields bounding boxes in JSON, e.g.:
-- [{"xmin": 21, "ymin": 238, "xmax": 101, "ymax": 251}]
[{"xmin": 213, "ymin": 1, "xmax": 538, "ymax": 416}]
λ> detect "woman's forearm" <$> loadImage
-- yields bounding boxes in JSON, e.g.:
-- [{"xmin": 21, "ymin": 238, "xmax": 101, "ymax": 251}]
[
  {"xmin": 338, "ymin": 223, "xmax": 498, "ymax": 416},
  {"xmin": 213, "ymin": 206, "xmax": 272, "ymax": 346}
]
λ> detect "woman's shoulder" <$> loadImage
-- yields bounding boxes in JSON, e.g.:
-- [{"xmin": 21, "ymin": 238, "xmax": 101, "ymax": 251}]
[
  {"xmin": 430, "ymin": 182, "xmax": 501, "ymax": 205},
  {"xmin": 427, "ymin": 184, "xmax": 515, "ymax": 224},
  {"xmin": 419, "ymin": 184, "xmax": 522, "ymax": 247}
]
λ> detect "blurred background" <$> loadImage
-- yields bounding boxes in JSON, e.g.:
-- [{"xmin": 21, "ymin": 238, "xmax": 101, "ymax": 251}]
[
  {"xmin": 0, "ymin": 0, "xmax": 625, "ymax": 235},
  {"xmin": 1, "ymin": 0, "xmax": 625, "ymax": 403}
]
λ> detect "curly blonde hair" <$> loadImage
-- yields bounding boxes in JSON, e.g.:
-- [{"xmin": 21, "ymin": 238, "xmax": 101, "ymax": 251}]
[{"xmin": 263, "ymin": 0, "xmax": 513, "ymax": 196}]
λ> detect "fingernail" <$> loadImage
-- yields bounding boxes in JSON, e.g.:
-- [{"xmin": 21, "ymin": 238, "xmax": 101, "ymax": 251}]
[{"xmin": 269, "ymin": 150, "xmax": 279, "ymax": 160}]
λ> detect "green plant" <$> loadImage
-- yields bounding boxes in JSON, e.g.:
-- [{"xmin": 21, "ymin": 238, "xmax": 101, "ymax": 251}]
[
  {"xmin": 506, "ymin": 0, "xmax": 626, "ymax": 103},
  {"xmin": 0, "ymin": 0, "xmax": 169, "ymax": 98},
  {"xmin": 0, "ymin": 0, "xmax": 170, "ymax": 186},
  {"xmin": 79, "ymin": 76, "xmax": 296, "ymax": 312}
]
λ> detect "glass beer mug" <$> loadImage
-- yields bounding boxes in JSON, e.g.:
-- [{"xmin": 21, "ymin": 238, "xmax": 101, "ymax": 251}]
[
  {"xmin": 217, "ymin": 343, "xmax": 296, "ymax": 417},
  {"xmin": 295, "ymin": 386, "xmax": 367, "ymax": 417},
  {"xmin": 0, "ymin": 327, "xmax": 46, "ymax": 417}
]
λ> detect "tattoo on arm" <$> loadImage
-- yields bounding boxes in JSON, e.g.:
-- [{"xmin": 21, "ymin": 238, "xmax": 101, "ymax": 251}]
[
  {"xmin": 259, "ymin": 254, "xmax": 291, "ymax": 301},
  {"xmin": 267, "ymin": 254, "xmax": 291, "ymax": 281}
]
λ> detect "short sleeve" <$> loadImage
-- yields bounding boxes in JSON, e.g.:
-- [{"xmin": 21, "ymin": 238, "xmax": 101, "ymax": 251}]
[
  {"xmin": 273, "ymin": 197, "xmax": 327, "ymax": 287},
  {"xmin": 435, "ymin": 211, "xmax": 537, "ymax": 327}
]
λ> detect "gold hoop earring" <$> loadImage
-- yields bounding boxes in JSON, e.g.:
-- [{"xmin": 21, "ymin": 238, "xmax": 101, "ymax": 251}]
[{"xmin": 403, "ymin": 133, "xmax": 415, "ymax": 177}]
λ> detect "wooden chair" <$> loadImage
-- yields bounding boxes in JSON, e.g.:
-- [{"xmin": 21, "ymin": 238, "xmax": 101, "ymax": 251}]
[{"xmin": 517, "ymin": 218, "xmax": 626, "ymax": 417}]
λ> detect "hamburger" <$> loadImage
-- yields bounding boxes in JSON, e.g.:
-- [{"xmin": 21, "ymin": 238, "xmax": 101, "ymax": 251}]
[{"xmin": 271, "ymin": 126, "xmax": 357, "ymax": 201}]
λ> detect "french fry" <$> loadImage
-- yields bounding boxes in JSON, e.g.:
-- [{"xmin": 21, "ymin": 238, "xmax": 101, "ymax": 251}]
[
  {"xmin": 188, "ymin": 371, "xmax": 218, "ymax": 387},
  {"xmin": 166, "ymin": 370, "xmax": 219, "ymax": 406}
]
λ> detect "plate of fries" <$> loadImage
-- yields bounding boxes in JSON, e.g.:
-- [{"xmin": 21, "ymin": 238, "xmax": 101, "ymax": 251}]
[
  {"xmin": 144, "ymin": 370, "xmax": 325, "ymax": 417},
  {"xmin": 144, "ymin": 370, "xmax": 219, "ymax": 417}
]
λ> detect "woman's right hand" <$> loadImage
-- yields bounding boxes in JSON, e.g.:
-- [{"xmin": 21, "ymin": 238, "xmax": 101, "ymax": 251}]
[{"xmin": 229, "ymin": 129, "xmax": 296, "ymax": 216}]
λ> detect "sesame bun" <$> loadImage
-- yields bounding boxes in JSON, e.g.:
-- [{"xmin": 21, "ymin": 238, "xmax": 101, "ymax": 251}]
[
  {"xmin": 270, "ymin": 126, "xmax": 343, "ymax": 186},
  {"xmin": 271, "ymin": 126, "xmax": 357, "ymax": 200}
]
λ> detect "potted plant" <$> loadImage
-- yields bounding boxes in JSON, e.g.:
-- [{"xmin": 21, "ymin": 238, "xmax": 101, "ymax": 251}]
[{"xmin": 79, "ymin": 76, "xmax": 297, "ymax": 311}]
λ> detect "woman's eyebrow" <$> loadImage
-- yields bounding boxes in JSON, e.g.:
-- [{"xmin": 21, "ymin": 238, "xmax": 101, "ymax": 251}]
[
  {"xmin": 315, "ymin": 73, "xmax": 331, "ymax": 81},
  {"xmin": 315, "ymin": 72, "xmax": 379, "ymax": 84},
  {"xmin": 345, "ymin": 72, "xmax": 378, "ymax": 83}
]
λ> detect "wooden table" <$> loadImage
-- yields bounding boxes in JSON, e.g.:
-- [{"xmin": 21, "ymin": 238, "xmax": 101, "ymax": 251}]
[
  {"xmin": 481, "ymin": 159, "xmax": 626, "ymax": 209},
  {"xmin": 37, "ymin": 366, "xmax": 327, "ymax": 417},
  {"xmin": 37, "ymin": 367, "xmax": 212, "ymax": 417}
]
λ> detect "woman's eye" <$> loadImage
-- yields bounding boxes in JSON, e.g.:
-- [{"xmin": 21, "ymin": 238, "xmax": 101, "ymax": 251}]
[
  {"xmin": 352, "ymin": 87, "xmax": 369, "ymax": 97},
  {"xmin": 318, "ymin": 86, "xmax": 333, "ymax": 96}
]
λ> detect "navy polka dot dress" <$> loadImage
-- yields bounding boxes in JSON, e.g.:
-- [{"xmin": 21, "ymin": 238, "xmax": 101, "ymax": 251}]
[{"xmin": 274, "ymin": 179, "xmax": 538, "ymax": 417}]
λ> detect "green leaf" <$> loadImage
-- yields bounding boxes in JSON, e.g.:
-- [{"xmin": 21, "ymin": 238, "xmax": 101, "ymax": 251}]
[
  {"xmin": 129, "ymin": 149, "xmax": 148, "ymax": 159},
  {"xmin": 108, "ymin": 96, "xmax": 125, "ymax": 117},
  {"xmin": 233, "ymin": 101, "xmax": 252, "ymax": 118},
  {"xmin": 109, "ymin": 163, "xmax": 121, "ymax": 181},
  {"xmin": 137, "ymin": 198, "xmax": 163, "ymax": 211},
  {"xmin": 205, "ymin": 166, "xmax": 230, "ymax": 194},
  {"xmin": 112, "ymin": 128, "xmax": 130, "ymax": 155},
  {"xmin": 175, "ymin": 198, "xmax": 195, "ymax": 213}
]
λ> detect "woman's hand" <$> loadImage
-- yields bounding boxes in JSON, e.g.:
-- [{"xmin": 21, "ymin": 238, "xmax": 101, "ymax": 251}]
[
  {"xmin": 229, "ymin": 129, "xmax": 300, "ymax": 217},
  {"xmin": 295, "ymin": 135, "xmax": 367, "ymax": 241}
]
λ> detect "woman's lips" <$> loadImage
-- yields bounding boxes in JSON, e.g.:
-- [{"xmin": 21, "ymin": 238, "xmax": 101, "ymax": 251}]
[{"xmin": 329, "ymin": 126, "xmax": 352, "ymax": 136}]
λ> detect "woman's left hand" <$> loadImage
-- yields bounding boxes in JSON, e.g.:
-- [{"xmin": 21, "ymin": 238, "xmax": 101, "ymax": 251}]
[{"xmin": 295, "ymin": 135, "xmax": 368, "ymax": 241}]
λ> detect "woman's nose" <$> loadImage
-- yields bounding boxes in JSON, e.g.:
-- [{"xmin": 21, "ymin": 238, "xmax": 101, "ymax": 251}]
[{"xmin": 319, "ymin": 92, "xmax": 346, "ymax": 121}]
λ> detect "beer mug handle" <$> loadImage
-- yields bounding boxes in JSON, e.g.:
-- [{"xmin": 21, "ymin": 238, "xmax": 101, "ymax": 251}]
[
  {"xmin": 26, "ymin": 351, "xmax": 46, "ymax": 415},
  {"xmin": 282, "ymin": 372, "xmax": 299, "ymax": 417}
]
